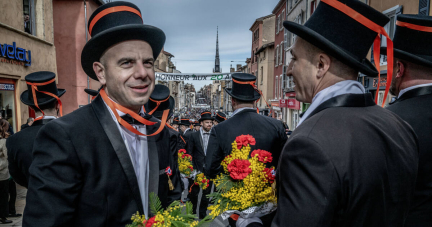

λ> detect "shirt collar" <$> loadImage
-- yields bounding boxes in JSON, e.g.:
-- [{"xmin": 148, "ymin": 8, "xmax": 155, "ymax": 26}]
[
  {"xmin": 200, "ymin": 127, "xmax": 211, "ymax": 136},
  {"xmin": 231, "ymin": 107, "xmax": 255, "ymax": 117},
  {"xmin": 42, "ymin": 116, "xmax": 57, "ymax": 120},
  {"xmin": 398, "ymin": 83, "xmax": 432, "ymax": 98},
  {"xmin": 105, "ymin": 96, "xmax": 145, "ymax": 117}
]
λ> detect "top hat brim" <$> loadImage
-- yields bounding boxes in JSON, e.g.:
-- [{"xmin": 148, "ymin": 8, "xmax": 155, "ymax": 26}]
[
  {"xmin": 380, "ymin": 47, "xmax": 432, "ymax": 69},
  {"xmin": 283, "ymin": 21, "xmax": 379, "ymax": 77},
  {"xmin": 224, "ymin": 88, "xmax": 260, "ymax": 101},
  {"xmin": 150, "ymin": 96, "xmax": 175, "ymax": 119},
  {"xmin": 199, "ymin": 116, "xmax": 214, "ymax": 122},
  {"xmin": 84, "ymin": 89, "xmax": 99, "ymax": 96},
  {"xmin": 82, "ymin": 24, "xmax": 166, "ymax": 81},
  {"xmin": 20, "ymin": 89, "xmax": 66, "ymax": 106}
]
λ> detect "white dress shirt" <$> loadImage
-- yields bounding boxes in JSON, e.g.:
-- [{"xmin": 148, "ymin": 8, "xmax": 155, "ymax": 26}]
[
  {"xmin": 103, "ymin": 99, "xmax": 149, "ymax": 218},
  {"xmin": 398, "ymin": 83, "xmax": 432, "ymax": 98},
  {"xmin": 231, "ymin": 107, "xmax": 255, "ymax": 117},
  {"xmin": 200, "ymin": 127, "xmax": 211, "ymax": 155},
  {"xmin": 298, "ymin": 80, "xmax": 365, "ymax": 126},
  {"xmin": 183, "ymin": 127, "xmax": 191, "ymax": 135}
]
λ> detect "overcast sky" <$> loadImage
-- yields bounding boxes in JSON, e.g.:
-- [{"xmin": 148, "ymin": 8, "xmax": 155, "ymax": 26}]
[{"xmin": 125, "ymin": 0, "xmax": 280, "ymax": 90}]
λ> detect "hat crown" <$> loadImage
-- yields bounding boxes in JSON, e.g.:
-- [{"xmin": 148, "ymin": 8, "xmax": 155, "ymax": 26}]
[
  {"xmin": 228, "ymin": 73, "xmax": 260, "ymax": 101},
  {"xmin": 22, "ymin": 71, "xmax": 63, "ymax": 107},
  {"xmin": 88, "ymin": 1, "xmax": 142, "ymax": 37},
  {"xmin": 304, "ymin": 0, "xmax": 389, "ymax": 61}
]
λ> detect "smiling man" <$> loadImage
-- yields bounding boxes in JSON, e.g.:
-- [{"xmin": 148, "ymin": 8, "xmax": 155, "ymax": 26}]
[{"xmin": 23, "ymin": 2, "xmax": 181, "ymax": 226}]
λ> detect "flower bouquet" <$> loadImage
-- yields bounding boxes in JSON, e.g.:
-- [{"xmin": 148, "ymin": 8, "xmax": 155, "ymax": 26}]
[
  {"xmin": 189, "ymin": 173, "xmax": 210, "ymax": 193},
  {"xmin": 178, "ymin": 149, "xmax": 194, "ymax": 177},
  {"xmin": 126, "ymin": 192, "xmax": 211, "ymax": 227},
  {"xmin": 207, "ymin": 135, "xmax": 277, "ymax": 220}
]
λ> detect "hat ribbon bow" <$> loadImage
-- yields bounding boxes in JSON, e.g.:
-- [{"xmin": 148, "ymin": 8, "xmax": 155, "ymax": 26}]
[
  {"xmin": 232, "ymin": 79, "xmax": 272, "ymax": 114},
  {"xmin": 26, "ymin": 78, "xmax": 63, "ymax": 120},
  {"xmin": 146, "ymin": 96, "xmax": 170, "ymax": 115},
  {"xmin": 100, "ymin": 88, "xmax": 168, "ymax": 137}
]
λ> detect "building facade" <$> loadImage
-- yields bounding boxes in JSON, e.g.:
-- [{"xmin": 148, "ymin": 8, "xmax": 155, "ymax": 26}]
[{"xmin": 0, "ymin": 0, "xmax": 57, "ymax": 131}]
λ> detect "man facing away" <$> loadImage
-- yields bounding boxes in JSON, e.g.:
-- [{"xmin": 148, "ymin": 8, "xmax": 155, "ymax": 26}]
[
  {"xmin": 7, "ymin": 71, "xmax": 65, "ymax": 188},
  {"xmin": 383, "ymin": 14, "xmax": 432, "ymax": 227},
  {"xmin": 187, "ymin": 111, "xmax": 213, "ymax": 219},
  {"xmin": 20, "ymin": 118, "xmax": 34, "ymax": 130},
  {"xmin": 23, "ymin": 2, "xmax": 180, "ymax": 226},
  {"xmin": 241, "ymin": 1, "xmax": 419, "ymax": 227}
]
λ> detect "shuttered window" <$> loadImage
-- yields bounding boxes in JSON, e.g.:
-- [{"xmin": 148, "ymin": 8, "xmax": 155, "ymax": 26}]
[{"xmin": 419, "ymin": 0, "xmax": 430, "ymax": 16}]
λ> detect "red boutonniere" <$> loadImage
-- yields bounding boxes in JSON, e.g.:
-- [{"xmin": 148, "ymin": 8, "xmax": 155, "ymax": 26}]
[
  {"xmin": 235, "ymin": 135, "xmax": 256, "ymax": 149},
  {"xmin": 227, "ymin": 159, "xmax": 252, "ymax": 180},
  {"xmin": 264, "ymin": 167, "xmax": 276, "ymax": 183},
  {"xmin": 165, "ymin": 166, "xmax": 172, "ymax": 176},
  {"xmin": 165, "ymin": 166, "xmax": 174, "ymax": 191},
  {"xmin": 251, "ymin": 149, "xmax": 273, "ymax": 163}
]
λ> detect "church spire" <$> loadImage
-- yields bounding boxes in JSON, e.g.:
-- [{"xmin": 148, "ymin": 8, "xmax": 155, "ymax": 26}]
[{"xmin": 214, "ymin": 26, "xmax": 221, "ymax": 73}]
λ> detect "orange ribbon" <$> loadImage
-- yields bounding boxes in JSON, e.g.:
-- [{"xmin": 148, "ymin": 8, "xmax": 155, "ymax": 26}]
[
  {"xmin": 232, "ymin": 79, "xmax": 272, "ymax": 113},
  {"xmin": 396, "ymin": 21, "xmax": 432, "ymax": 33},
  {"xmin": 26, "ymin": 78, "xmax": 63, "ymax": 117},
  {"xmin": 89, "ymin": 6, "xmax": 142, "ymax": 35},
  {"xmin": 100, "ymin": 88, "xmax": 168, "ymax": 137},
  {"xmin": 146, "ymin": 96, "xmax": 170, "ymax": 115},
  {"xmin": 216, "ymin": 113, "xmax": 226, "ymax": 120},
  {"xmin": 201, "ymin": 112, "xmax": 211, "ymax": 115},
  {"xmin": 320, "ymin": 0, "xmax": 393, "ymax": 107},
  {"xmin": 180, "ymin": 135, "xmax": 186, "ymax": 144}
]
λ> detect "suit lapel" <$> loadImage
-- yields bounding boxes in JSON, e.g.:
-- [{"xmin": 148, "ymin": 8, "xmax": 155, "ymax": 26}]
[
  {"xmin": 197, "ymin": 131, "xmax": 204, "ymax": 155},
  {"xmin": 91, "ymin": 96, "xmax": 144, "ymax": 214},
  {"xmin": 392, "ymin": 85, "xmax": 432, "ymax": 105},
  {"xmin": 305, "ymin": 93, "xmax": 376, "ymax": 121},
  {"xmin": 146, "ymin": 120, "xmax": 159, "ymax": 216}
]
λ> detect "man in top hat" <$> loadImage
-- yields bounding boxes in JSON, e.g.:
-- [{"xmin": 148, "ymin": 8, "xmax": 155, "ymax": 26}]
[
  {"xmin": 213, "ymin": 112, "xmax": 226, "ymax": 126},
  {"xmin": 382, "ymin": 14, "xmax": 432, "ymax": 227},
  {"xmin": 172, "ymin": 116, "xmax": 180, "ymax": 131},
  {"xmin": 7, "ymin": 71, "xmax": 65, "ymax": 189},
  {"xmin": 193, "ymin": 121, "xmax": 201, "ymax": 132},
  {"xmin": 186, "ymin": 111, "xmax": 214, "ymax": 219},
  {"xmin": 239, "ymin": 1, "xmax": 419, "ymax": 227},
  {"xmin": 145, "ymin": 84, "xmax": 183, "ymax": 194},
  {"xmin": 23, "ymin": 2, "xmax": 180, "ymax": 226},
  {"xmin": 205, "ymin": 73, "xmax": 287, "ymax": 226}
]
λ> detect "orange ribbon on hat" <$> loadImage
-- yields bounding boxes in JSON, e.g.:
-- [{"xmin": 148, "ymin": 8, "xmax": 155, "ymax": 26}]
[
  {"xmin": 216, "ymin": 113, "xmax": 226, "ymax": 120},
  {"xmin": 320, "ymin": 0, "xmax": 394, "ymax": 107},
  {"xmin": 26, "ymin": 78, "xmax": 63, "ymax": 118},
  {"xmin": 396, "ymin": 21, "xmax": 432, "ymax": 32},
  {"xmin": 100, "ymin": 88, "xmax": 168, "ymax": 137},
  {"xmin": 146, "ymin": 96, "xmax": 170, "ymax": 115},
  {"xmin": 89, "ymin": 6, "xmax": 142, "ymax": 35},
  {"xmin": 232, "ymin": 79, "xmax": 272, "ymax": 113}
]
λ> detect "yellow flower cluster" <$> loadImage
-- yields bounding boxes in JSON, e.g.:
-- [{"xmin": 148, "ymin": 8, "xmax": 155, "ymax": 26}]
[
  {"xmin": 130, "ymin": 211, "xmax": 146, "ymax": 223},
  {"xmin": 195, "ymin": 173, "xmax": 209, "ymax": 190},
  {"xmin": 209, "ymin": 140, "xmax": 277, "ymax": 218},
  {"xmin": 178, "ymin": 152, "xmax": 193, "ymax": 176},
  {"xmin": 149, "ymin": 205, "xmax": 200, "ymax": 227}
]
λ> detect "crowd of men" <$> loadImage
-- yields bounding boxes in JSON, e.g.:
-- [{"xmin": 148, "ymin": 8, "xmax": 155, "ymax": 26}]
[{"xmin": 2, "ymin": 0, "xmax": 432, "ymax": 227}]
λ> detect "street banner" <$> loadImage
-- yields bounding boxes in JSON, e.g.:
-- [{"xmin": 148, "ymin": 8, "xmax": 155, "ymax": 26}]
[{"xmin": 155, "ymin": 72, "xmax": 232, "ymax": 81}]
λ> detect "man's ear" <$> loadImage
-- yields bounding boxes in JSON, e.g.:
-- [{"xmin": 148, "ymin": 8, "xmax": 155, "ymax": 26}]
[
  {"xmin": 316, "ymin": 53, "xmax": 331, "ymax": 79},
  {"xmin": 93, "ymin": 62, "xmax": 106, "ymax": 85},
  {"xmin": 395, "ymin": 60, "xmax": 405, "ymax": 79}
]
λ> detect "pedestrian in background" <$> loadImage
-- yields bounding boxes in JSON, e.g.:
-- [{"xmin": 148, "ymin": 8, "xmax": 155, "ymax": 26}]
[
  {"xmin": 0, "ymin": 119, "xmax": 11, "ymax": 224},
  {"xmin": 20, "ymin": 118, "xmax": 34, "ymax": 130}
]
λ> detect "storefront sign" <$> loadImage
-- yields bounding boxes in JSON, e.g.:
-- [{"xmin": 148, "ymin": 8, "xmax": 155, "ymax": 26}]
[
  {"xmin": 279, "ymin": 99, "xmax": 288, "ymax": 108},
  {"xmin": 155, "ymin": 72, "xmax": 231, "ymax": 81},
  {"xmin": 271, "ymin": 102, "xmax": 279, "ymax": 107},
  {"xmin": 373, "ymin": 77, "xmax": 386, "ymax": 88},
  {"xmin": 286, "ymin": 92, "xmax": 296, "ymax": 97},
  {"xmin": 0, "ymin": 42, "xmax": 31, "ymax": 66},
  {"xmin": 287, "ymin": 99, "xmax": 300, "ymax": 110},
  {"xmin": 0, "ymin": 84, "xmax": 14, "ymax": 91}
]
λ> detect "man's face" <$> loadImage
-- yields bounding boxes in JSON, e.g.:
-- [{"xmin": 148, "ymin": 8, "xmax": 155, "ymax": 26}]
[
  {"xmin": 213, "ymin": 120, "xmax": 218, "ymax": 126},
  {"xmin": 172, "ymin": 124, "xmax": 179, "ymax": 130},
  {"xmin": 24, "ymin": 15, "xmax": 29, "ymax": 21},
  {"xmin": 194, "ymin": 125, "xmax": 201, "ymax": 131},
  {"xmin": 95, "ymin": 40, "xmax": 155, "ymax": 111},
  {"xmin": 180, "ymin": 125, "xmax": 187, "ymax": 132},
  {"xmin": 201, "ymin": 120, "xmax": 213, "ymax": 132},
  {"xmin": 287, "ymin": 38, "xmax": 320, "ymax": 103}
]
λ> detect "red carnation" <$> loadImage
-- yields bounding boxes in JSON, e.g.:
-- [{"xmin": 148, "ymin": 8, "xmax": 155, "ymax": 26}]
[
  {"xmin": 179, "ymin": 149, "xmax": 187, "ymax": 154},
  {"xmin": 145, "ymin": 216, "xmax": 157, "ymax": 227},
  {"xmin": 264, "ymin": 167, "xmax": 276, "ymax": 183},
  {"xmin": 251, "ymin": 149, "xmax": 273, "ymax": 163},
  {"xmin": 202, "ymin": 179, "xmax": 206, "ymax": 183},
  {"xmin": 188, "ymin": 166, "xmax": 193, "ymax": 170},
  {"xmin": 227, "ymin": 159, "xmax": 252, "ymax": 180},
  {"xmin": 207, "ymin": 179, "xmax": 210, "ymax": 183},
  {"xmin": 235, "ymin": 135, "xmax": 256, "ymax": 149}
]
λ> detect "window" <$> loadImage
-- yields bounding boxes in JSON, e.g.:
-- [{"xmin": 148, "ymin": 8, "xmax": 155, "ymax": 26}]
[
  {"xmin": 279, "ymin": 13, "xmax": 283, "ymax": 32},
  {"xmin": 260, "ymin": 66, "xmax": 264, "ymax": 84},
  {"xmin": 23, "ymin": 0, "xmax": 34, "ymax": 35},
  {"xmin": 282, "ymin": 9, "xmax": 286, "ymax": 21},
  {"xmin": 277, "ymin": 15, "xmax": 281, "ymax": 34},
  {"xmin": 275, "ymin": 75, "xmax": 279, "ymax": 98},
  {"xmin": 279, "ymin": 75, "xmax": 283, "ymax": 99},
  {"xmin": 280, "ymin": 41, "xmax": 284, "ymax": 65},
  {"xmin": 379, "ymin": 5, "xmax": 402, "ymax": 65},
  {"xmin": 310, "ymin": 0, "xmax": 316, "ymax": 15},
  {"xmin": 289, "ymin": 0, "xmax": 293, "ymax": 9},
  {"xmin": 419, "ymin": 0, "xmax": 430, "ymax": 15},
  {"xmin": 254, "ymin": 29, "xmax": 259, "ymax": 42},
  {"xmin": 276, "ymin": 45, "xmax": 279, "ymax": 67}
]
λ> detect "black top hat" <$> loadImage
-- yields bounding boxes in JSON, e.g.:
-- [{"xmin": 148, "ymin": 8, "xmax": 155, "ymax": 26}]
[
  {"xmin": 20, "ymin": 71, "xmax": 66, "ymax": 107},
  {"xmin": 144, "ymin": 84, "xmax": 174, "ymax": 119},
  {"xmin": 380, "ymin": 14, "xmax": 432, "ymax": 68},
  {"xmin": 193, "ymin": 121, "xmax": 200, "ymax": 127},
  {"xmin": 283, "ymin": 0, "xmax": 389, "ymax": 77},
  {"xmin": 172, "ymin": 115, "xmax": 180, "ymax": 125},
  {"xmin": 179, "ymin": 118, "xmax": 190, "ymax": 126},
  {"xmin": 84, "ymin": 89, "xmax": 99, "ymax": 97},
  {"xmin": 225, "ymin": 73, "xmax": 260, "ymax": 101},
  {"xmin": 199, "ymin": 111, "xmax": 213, "ymax": 122},
  {"xmin": 214, "ymin": 112, "xmax": 227, "ymax": 123},
  {"xmin": 81, "ymin": 1, "xmax": 166, "ymax": 81}
]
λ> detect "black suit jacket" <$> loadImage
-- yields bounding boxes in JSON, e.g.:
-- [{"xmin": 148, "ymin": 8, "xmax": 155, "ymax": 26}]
[
  {"xmin": 7, "ymin": 119, "xmax": 53, "ymax": 187},
  {"xmin": 167, "ymin": 127, "xmax": 184, "ymax": 191},
  {"xmin": 187, "ymin": 131, "xmax": 206, "ymax": 172},
  {"xmin": 271, "ymin": 94, "xmax": 418, "ymax": 227},
  {"xmin": 205, "ymin": 109, "xmax": 287, "ymax": 179},
  {"xmin": 23, "ymin": 96, "xmax": 181, "ymax": 227},
  {"xmin": 387, "ymin": 86, "xmax": 432, "ymax": 227}
]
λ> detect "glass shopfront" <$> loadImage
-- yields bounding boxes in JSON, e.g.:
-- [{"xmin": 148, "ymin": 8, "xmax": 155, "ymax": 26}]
[{"xmin": 0, "ymin": 79, "xmax": 17, "ymax": 132}]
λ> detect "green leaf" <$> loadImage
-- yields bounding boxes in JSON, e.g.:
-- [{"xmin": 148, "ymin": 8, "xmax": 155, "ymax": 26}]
[
  {"xmin": 186, "ymin": 201, "xmax": 193, "ymax": 215},
  {"xmin": 149, "ymin": 192, "xmax": 162, "ymax": 215},
  {"xmin": 197, "ymin": 215, "xmax": 213, "ymax": 227},
  {"xmin": 168, "ymin": 200, "xmax": 181, "ymax": 209}
]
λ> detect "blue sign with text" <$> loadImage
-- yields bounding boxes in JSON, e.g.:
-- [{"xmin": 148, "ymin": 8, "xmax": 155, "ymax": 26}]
[{"xmin": 0, "ymin": 42, "xmax": 31, "ymax": 66}]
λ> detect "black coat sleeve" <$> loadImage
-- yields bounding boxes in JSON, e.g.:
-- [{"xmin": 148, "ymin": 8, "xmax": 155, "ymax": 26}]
[
  {"xmin": 186, "ymin": 133, "xmax": 195, "ymax": 169},
  {"xmin": 272, "ymin": 136, "xmax": 339, "ymax": 227},
  {"xmin": 23, "ymin": 122, "xmax": 83, "ymax": 227},
  {"xmin": 6, "ymin": 137, "xmax": 28, "ymax": 188},
  {"xmin": 166, "ymin": 132, "xmax": 183, "ymax": 204},
  {"xmin": 204, "ymin": 128, "xmax": 223, "ymax": 179}
]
